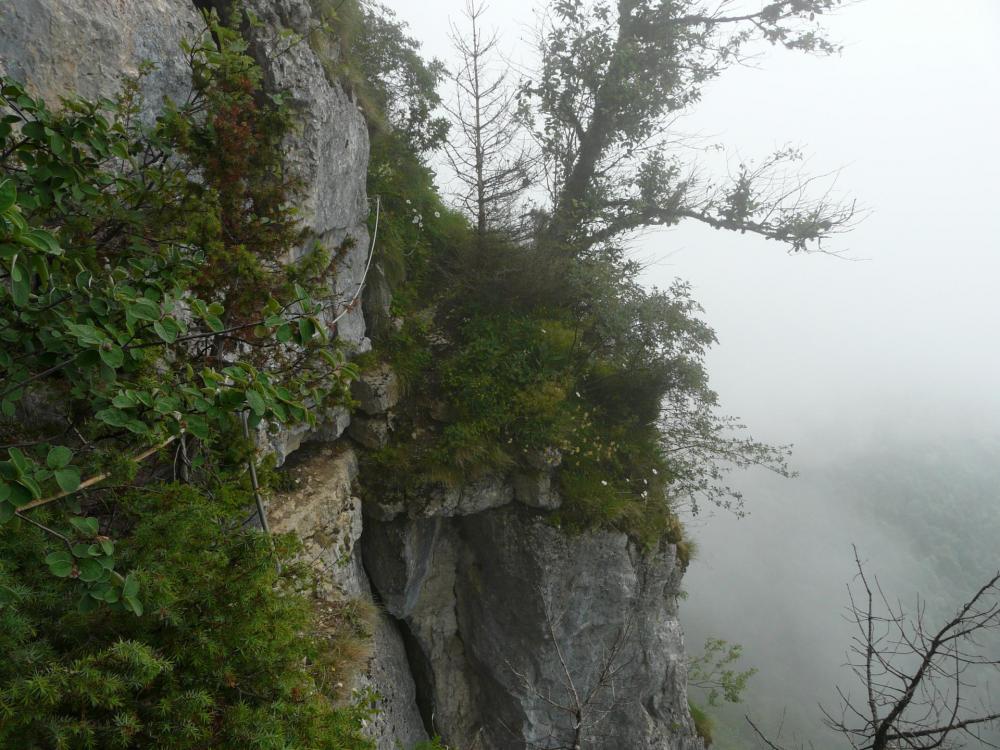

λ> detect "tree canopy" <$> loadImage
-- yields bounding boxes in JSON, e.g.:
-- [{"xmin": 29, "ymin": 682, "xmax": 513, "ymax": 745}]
[{"xmin": 522, "ymin": 0, "xmax": 855, "ymax": 254}]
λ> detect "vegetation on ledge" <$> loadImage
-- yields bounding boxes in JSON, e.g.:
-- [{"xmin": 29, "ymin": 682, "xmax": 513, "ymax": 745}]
[{"xmin": 348, "ymin": 0, "xmax": 848, "ymax": 551}]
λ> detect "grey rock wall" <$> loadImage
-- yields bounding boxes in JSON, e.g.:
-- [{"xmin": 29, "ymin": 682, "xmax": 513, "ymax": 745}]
[
  {"xmin": 239, "ymin": 0, "xmax": 372, "ymax": 350},
  {"xmin": 363, "ymin": 503, "xmax": 705, "ymax": 750},
  {"xmin": 0, "ymin": 0, "xmax": 202, "ymax": 111}
]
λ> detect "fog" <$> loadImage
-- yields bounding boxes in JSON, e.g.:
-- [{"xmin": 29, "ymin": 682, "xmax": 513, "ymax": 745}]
[{"xmin": 387, "ymin": 0, "xmax": 1000, "ymax": 745}]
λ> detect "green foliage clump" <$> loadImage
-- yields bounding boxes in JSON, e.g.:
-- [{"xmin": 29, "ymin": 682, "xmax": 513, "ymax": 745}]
[
  {"xmin": 342, "ymin": 4, "xmax": 795, "ymax": 549},
  {"xmin": 0, "ymin": 484, "xmax": 374, "ymax": 750},
  {"xmin": 689, "ymin": 701, "xmax": 715, "ymax": 747},
  {"xmin": 412, "ymin": 738, "xmax": 449, "ymax": 750},
  {"xmin": 0, "ymin": 7, "xmax": 372, "ymax": 747},
  {"xmin": 0, "ymin": 10, "xmax": 354, "ymax": 602}
]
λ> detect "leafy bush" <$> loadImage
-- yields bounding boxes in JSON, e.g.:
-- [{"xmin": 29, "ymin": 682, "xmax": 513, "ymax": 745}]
[
  {"xmin": 0, "ymin": 9, "xmax": 354, "ymax": 603},
  {"xmin": 0, "ymin": 7, "xmax": 372, "ymax": 748}
]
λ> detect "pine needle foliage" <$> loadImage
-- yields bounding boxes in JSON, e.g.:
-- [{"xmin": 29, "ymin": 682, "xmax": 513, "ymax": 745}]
[{"xmin": 0, "ymin": 484, "xmax": 374, "ymax": 750}]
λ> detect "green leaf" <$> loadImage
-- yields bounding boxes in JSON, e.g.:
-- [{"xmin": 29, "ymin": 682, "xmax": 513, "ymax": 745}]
[
  {"xmin": 95, "ymin": 408, "xmax": 131, "ymax": 427},
  {"xmin": 129, "ymin": 298, "xmax": 160, "ymax": 321},
  {"xmin": 10, "ymin": 266, "xmax": 29, "ymax": 306},
  {"xmin": 19, "ymin": 229, "xmax": 61, "ymax": 255},
  {"xmin": 21, "ymin": 121, "xmax": 45, "ymax": 140},
  {"xmin": 0, "ymin": 179, "xmax": 15, "ymax": 212},
  {"xmin": 298, "ymin": 318, "xmax": 316, "ymax": 342},
  {"xmin": 48, "ymin": 131, "xmax": 65, "ymax": 155},
  {"xmin": 46, "ymin": 445, "xmax": 73, "ymax": 469},
  {"xmin": 99, "ymin": 346, "xmax": 125, "ymax": 368},
  {"xmin": 185, "ymin": 414, "xmax": 209, "ymax": 440},
  {"xmin": 66, "ymin": 322, "xmax": 107, "ymax": 345},
  {"xmin": 0, "ymin": 499, "xmax": 14, "ymax": 525},
  {"xmin": 18, "ymin": 475, "xmax": 42, "ymax": 500},
  {"xmin": 205, "ymin": 315, "xmax": 225, "ymax": 333},
  {"xmin": 245, "ymin": 389, "xmax": 266, "ymax": 416},
  {"xmin": 69, "ymin": 516, "xmax": 99, "ymax": 538},
  {"xmin": 45, "ymin": 550, "xmax": 74, "ymax": 578},
  {"xmin": 77, "ymin": 557, "xmax": 106, "ymax": 582},
  {"xmin": 124, "ymin": 594, "xmax": 144, "ymax": 616},
  {"xmin": 111, "ymin": 392, "xmax": 138, "ymax": 409},
  {"xmin": 122, "ymin": 574, "xmax": 139, "ymax": 599},
  {"xmin": 125, "ymin": 420, "xmax": 150, "ymax": 435},
  {"xmin": 153, "ymin": 318, "xmax": 178, "ymax": 343},
  {"xmin": 54, "ymin": 467, "xmax": 81, "ymax": 493},
  {"xmin": 7, "ymin": 447, "xmax": 30, "ymax": 475},
  {"xmin": 275, "ymin": 324, "xmax": 293, "ymax": 343}
]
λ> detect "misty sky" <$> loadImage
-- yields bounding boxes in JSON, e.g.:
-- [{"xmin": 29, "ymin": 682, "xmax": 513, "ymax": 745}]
[{"xmin": 385, "ymin": 2, "xmax": 1000, "ymax": 744}]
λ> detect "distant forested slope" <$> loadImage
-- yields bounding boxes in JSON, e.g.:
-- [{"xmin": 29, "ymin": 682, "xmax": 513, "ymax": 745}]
[{"xmin": 683, "ymin": 431, "xmax": 1000, "ymax": 749}]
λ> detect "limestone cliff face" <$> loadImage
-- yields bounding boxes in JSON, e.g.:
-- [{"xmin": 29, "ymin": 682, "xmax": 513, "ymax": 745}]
[
  {"xmin": 363, "ymin": 501, "xmax": 703, "ymax": 750},
  {"xmin": 0, "ymin": 3, "xmax": 704, "ymax": 748}
]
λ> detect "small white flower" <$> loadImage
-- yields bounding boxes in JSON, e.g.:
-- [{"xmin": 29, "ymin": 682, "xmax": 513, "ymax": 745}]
[
  {"xmin": 541, "ymin": 327, "xmax": 547, "ymax": 333},
  {"xmin": 651, "ymin": 468, "xmax": 658, "ymax": 475},
  {"xmin": 600, "ymin": 480, "xmax": 608, "ymax": 486},
  {"xmin": 575, "ymin": 391, "xmax": 582, "ymax": 398},
  {"xmin": 434, "ymin": 211, "xmax": 441, "ymax": 218},
  {"xmin": 641, "ymin": 491, "xmax": 648, "ymax": 499},
  {"xmin": 405, "ymin": 199, "xmax": 412, "ymax": 205}
]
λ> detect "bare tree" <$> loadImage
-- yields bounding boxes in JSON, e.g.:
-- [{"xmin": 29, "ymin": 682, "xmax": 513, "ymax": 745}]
[
  {"xmin": 504, "ymin": 590, "xmax": 637, "ymax": 750},
  {"xmin": 749, "ymin": 546, "xmax": 1000, "ymax": 750},
  {"xmin": 444, "ymin": 0, "xmax": 534, "ymax": 243}
]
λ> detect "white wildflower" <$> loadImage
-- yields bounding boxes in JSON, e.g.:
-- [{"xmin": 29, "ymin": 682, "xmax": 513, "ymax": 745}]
[{"xmin": 600, "ymin": 480, "xmax": 608, "ymax": 486}]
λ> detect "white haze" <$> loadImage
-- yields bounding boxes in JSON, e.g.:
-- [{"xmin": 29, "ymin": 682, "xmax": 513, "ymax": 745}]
[{"xmin": 387, "ymin": 0, "xmax": 1000, "ymax": 745}]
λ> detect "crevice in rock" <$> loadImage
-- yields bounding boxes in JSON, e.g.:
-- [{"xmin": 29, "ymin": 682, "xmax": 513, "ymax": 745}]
[
  {"xmin": 392, "ymin": 611, "xmax": 437, "ymax": 738},
  {"xmin": 360, "ymin": 529, "xmax": 438, "ymax": 740}
]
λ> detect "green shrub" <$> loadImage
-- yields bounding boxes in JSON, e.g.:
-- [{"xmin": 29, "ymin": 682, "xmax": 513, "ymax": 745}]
[
  {"xmin": 0, "ymin": 4, "xmax": 358, "ymax": 602},
  {"xmin": 0, "ymin": 8, "xmax": 372, "ymax": 747},
  {"xmin": 0, "ymin": 484, "xmax": 374, "ymax": 749}
]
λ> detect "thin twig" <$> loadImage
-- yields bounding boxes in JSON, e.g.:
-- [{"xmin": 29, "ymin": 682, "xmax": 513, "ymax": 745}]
[{"xmin": 15, "ymin": 435, "xmax": 178, "ymax": 513}]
